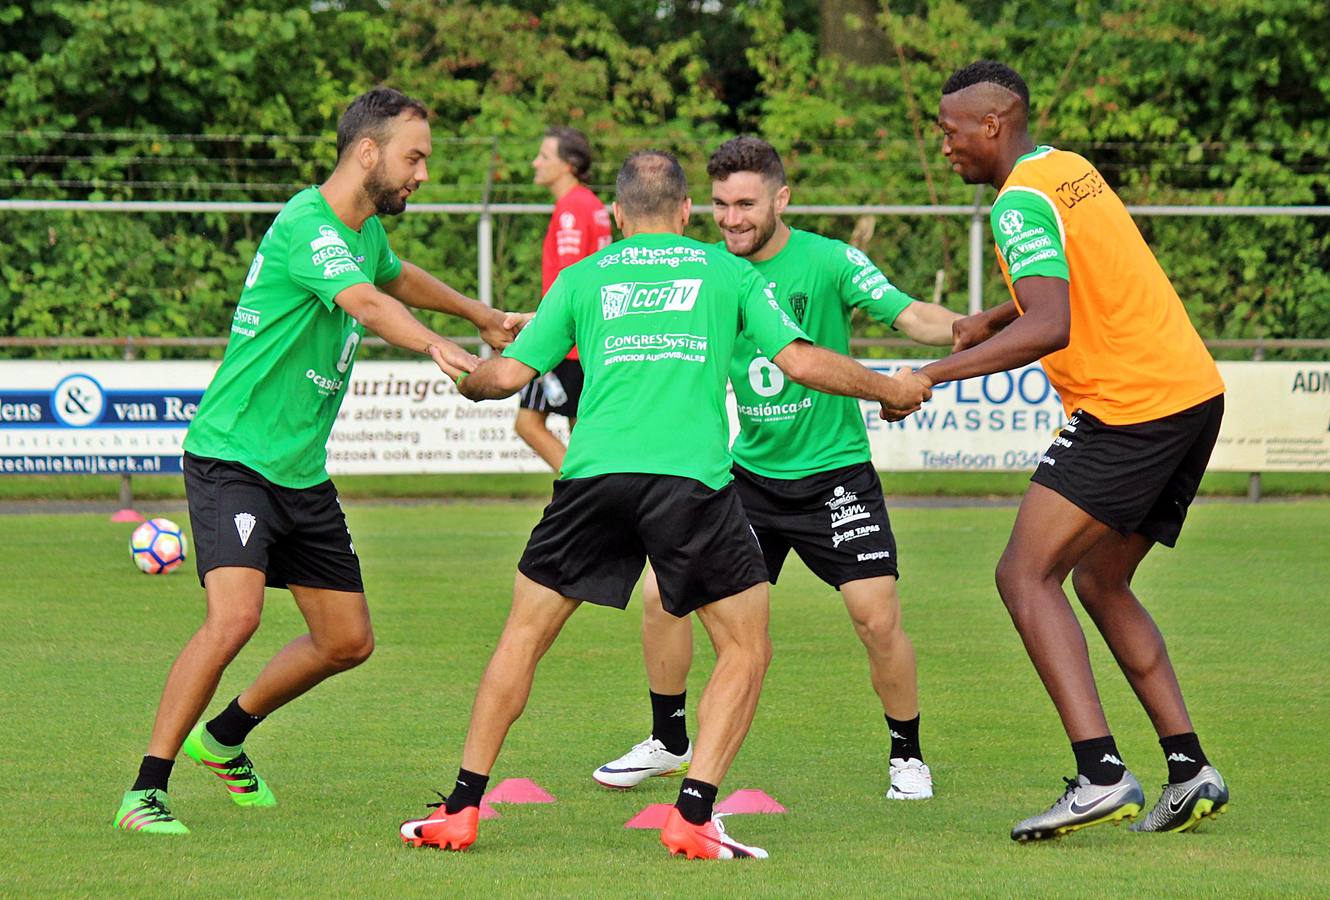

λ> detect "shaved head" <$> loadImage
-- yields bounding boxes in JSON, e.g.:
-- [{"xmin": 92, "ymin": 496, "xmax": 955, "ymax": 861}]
[
  {"xmin": 937, "ymin": 61, "xmax": 1035, "ymax": 188},
  {"xmin": 942, "ymin": 60, "xmax": 1030, "ymax": 112}
]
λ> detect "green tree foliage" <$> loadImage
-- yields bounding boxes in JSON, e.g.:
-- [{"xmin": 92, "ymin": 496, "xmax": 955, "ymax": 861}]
[{"xmin": 0, "ymin": 0, "xmax": 1325, "ymax": 358}]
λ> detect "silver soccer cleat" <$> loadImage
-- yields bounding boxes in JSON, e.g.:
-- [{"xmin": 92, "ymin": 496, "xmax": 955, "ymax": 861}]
[
  {"xmin": 1011, "ymin": 771, "xmax": 1145, "ymax": 841},
  {"xmin": 1130, "ymin": 765, "xmax": 1229, "ymax": 833}
]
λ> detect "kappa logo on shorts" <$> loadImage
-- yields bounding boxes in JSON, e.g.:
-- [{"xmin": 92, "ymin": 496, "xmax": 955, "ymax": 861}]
[{"xmin": 234, "ymin": 512, "xmax": 257, "ymax": 547}]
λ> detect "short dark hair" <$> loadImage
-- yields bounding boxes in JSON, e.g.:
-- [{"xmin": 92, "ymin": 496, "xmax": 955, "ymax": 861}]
[
  {"xmin": 707, "ymin": 135, "xmax": 786, "ymax": 185},
  {"xmin": 941, "ymin": 61, "xmax": 1030, "ymax": 111},
  {"xmin": 336, "ymin": 88, "xmax": 429, "ymax": 159},
  {"xmin": 615, "ymin": 151, "xmax": 688, "ymax": 220},
  {"xmin": 546, "ymin": 126, "xmax": 593, "ymax": 183}
]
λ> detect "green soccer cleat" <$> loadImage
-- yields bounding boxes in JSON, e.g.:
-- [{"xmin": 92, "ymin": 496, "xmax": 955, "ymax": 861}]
[
  {"xmin": 182, "ymin": 722, "xmax": 276, "ymax": 807},
  {"xmin": 114, "ymin": 789, "xmax": 190, "ymax": 835}
]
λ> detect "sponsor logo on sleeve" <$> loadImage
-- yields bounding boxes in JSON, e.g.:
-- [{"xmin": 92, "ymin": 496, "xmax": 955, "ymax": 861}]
[
  {"xmin": 230, "ymin": 305, "xmax": 261, "ymax": 338},
  {"xmin": 998, "ymin": 208, "xmax": 1026, "ymax": 236},
  {"xmin": 310, "ymin": 224, "xmax": 348, "ymax": 252}
]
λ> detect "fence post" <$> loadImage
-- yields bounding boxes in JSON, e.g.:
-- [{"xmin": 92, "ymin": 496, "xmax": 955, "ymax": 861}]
[
  {"xmin": 121, "ymin": 336, "xmax": 135, "ymax": 509},
  {"xmin": 968, "ymin": 186, "xmax": 985, "ymax": 315},
  {"xmin": 476, "ymin": 138, "xmax": 497, "ymax": 359},
  {"xmin": 1248, "ymin": 341, "xmax": 1266, "ymax": 501}
]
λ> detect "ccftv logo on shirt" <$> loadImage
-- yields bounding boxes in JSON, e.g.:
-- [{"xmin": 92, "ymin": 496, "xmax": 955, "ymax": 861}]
[{"xmin": 600, "ymin": 279, "xmax": 701, "ymax": 320}]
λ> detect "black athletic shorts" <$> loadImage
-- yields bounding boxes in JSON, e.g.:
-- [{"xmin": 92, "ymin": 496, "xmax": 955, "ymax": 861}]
[
  {"xmin": 183, "ymin": 452, "xmax": 364, "ymax": 592},
  {"xmin": 518, "ymin": 473, "xmax": 768, "ymax": 617},
  {"xmin": 518, "ymin": 357, "xmax": 583, "ymax": 418},
  {"xmin": 733, "ymin": 461, "xmax": 899, "ymax": 588},
  {"xmin": 1030, "ymin": 394, "xmax": 1224, "ymax": 547}
]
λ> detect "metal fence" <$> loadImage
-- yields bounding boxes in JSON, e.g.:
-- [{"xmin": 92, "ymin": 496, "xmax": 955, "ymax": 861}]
[
  {"xmin": 3, "ymin": 198, "xmax": 1327, "ymax": 503},
  {"xmin": 4, "ymin": 198, "xmax": 1330, "ymax": 316}
]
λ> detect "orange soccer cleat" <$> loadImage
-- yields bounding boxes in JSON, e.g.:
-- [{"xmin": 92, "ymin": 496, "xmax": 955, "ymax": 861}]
[
  {"xmin": 399, "ymin": 798, "xmax": 480, "ymax": 851},
  {"xmin": 660, "ymin": 806, "xmax": 768, "ymax": 860}
]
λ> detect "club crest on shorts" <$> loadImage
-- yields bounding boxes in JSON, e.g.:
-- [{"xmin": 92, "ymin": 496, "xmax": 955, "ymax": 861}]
[{"xmin": 234, "ymin": 512, "xmax": 257, "ymax": 547}]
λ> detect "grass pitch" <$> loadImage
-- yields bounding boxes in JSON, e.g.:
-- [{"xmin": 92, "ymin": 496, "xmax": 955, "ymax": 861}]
[{"xmin": 2, "ymin": 498, "xmax": 1327, "ymax": 896}]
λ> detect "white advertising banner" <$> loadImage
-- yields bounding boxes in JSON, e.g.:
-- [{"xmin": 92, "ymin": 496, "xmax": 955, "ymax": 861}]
[{"xmin": 0, "ymin": 359, "xmax": 1325, "ymax": 475}]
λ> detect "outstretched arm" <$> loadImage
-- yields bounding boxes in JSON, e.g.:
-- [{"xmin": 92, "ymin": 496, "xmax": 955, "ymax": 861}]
[
  {"xmin": 771, "ymin": 339, "xmax": 931, "ymax": 419},
  {"xmin": 456, "ymin": 357, "xmax": 540, "ymax": 401},
  {"xmin": 919, "ymin": 277, "xmax": 1069, "ymax": 387},
  {"xmin": 892, "ymin": 301, "xmax": 964, "ymax": 346},
  {"xmin": 334, "ymin": 283, "xmax": 479, "ymax": 378},
  {"xmin": 380, "ymin": 260, "xmax": 519, "ymax": 350}
]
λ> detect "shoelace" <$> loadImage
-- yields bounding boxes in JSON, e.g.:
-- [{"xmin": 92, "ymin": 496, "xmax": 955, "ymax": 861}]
[
  {"xmin": 1049, "ymin": 776, "xmax": 1080, "ymax": 810},
  {"xmin": 139, "ymin": 791, "xmax": 175, "ymax": 821},
  {"xmin": 218, "ymin": 752, "xmax": 259, "ymax": 788},
  {"xmin": 424, "ymin": 789, "xmax": 449, "ymax": 812}
]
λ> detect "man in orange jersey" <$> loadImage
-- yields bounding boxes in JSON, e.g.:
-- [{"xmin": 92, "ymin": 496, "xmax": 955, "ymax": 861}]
[{"xmin": 920, "ymin": 61, "xmax": 1229, "ymax": 842}]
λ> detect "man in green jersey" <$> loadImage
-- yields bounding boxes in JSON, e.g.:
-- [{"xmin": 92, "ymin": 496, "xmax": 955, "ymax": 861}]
[
  {"xmin": 398, "ymin": 151, "xmax": 931, "ymax": 860},
  {"xmin": 594, "ymin": 137, "xmax": 960, "ymax": 801},
  {"xmin": 115, "ymin": 88, "xmax": 521, "ymax": 835}
]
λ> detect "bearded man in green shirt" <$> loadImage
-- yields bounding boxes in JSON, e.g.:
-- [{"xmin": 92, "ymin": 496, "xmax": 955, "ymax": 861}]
[
  {"xmin": 115, "ymin": 88, "xmax": 521, "ymax": 835},
  {"xmin": 397, "ymin": 150, "xmax": 931, "ymax": 860},
  {"xmin": 594, "ymin": 137, "xmax": 960, "ymax": 803}
]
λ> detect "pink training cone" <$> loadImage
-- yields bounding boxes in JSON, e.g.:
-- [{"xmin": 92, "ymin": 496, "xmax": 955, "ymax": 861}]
[
  {"xmin": 483, "ymin": 778, "xmax": 556, "ymax": 804},
  {"xmin": 715, "ymin": 789, "xmax": 787, "ymax": 814},
  {"xmin": 623, "ymin": 803, "xmax": 675, "ymax": 830},
  {"xmin": 111, "ymin": 508, "xmax": 145, "ymax": 523},
  {"xmin": 478, "ymin": 799, "xmax": 500, "ymax": 819}
]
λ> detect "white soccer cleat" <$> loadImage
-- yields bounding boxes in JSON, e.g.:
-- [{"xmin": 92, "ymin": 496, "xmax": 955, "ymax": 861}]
[
  {"xmin": 593, "ymin": 737, "xmax": 692, "ymax": 789},
  {"xmin": 886, "ymin": 757, "xmax": 934, "ymax": 800}
]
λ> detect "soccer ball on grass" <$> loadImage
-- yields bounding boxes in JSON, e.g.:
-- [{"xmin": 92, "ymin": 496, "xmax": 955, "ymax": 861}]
[{"xmin": 130, "ymin": 517, "xmax": 188, "ymax": 574}]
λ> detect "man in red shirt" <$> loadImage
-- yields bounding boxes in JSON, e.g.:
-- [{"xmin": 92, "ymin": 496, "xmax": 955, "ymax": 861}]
[{"xmin": 515, "ymin": 126, "xmax": 613, "ymax": 470}]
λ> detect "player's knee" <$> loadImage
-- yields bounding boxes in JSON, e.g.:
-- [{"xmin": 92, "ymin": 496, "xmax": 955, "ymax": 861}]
[
  {"xmin": 857, "ymin": 610, "xmax": 902, "ymax": 650},
  {"xmin": 994, "ymin": 552, "xmax": 1020, "ymax": 599},
  {"xmin": 1070, "ymin": 564, "xmax": 1127, "ymax": 603},
  {"xmin": 324, "ymin": 631, "xmax": 374, "ymax": 670},
  {"xmin": 994, "ymin": 554, "xmax": 1041, "ymax": 619},
  {"xmin": 203, "ymin": 606, "xmax": 262, "ymax": 649},
  {"xmin": 718, "ymin": 632, "xmax": 771, "ymax": 678}
]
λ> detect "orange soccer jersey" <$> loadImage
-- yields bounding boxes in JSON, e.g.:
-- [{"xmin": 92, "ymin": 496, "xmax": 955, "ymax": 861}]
[{"xmin": 992, "ymin": 147, "xmax": 1223, "ymax": 424}]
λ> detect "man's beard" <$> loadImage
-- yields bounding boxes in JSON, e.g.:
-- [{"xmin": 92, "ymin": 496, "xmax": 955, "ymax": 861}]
[
  {"xmin": 365, "ymin": 163, "xmax": 409, "ymax": 216},
  {"xmin": 729, "ymin": 210, "xmax": 778, "ymax": 258}
]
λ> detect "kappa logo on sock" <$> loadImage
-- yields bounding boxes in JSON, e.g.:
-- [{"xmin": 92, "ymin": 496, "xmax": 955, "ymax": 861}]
[
  {"xmin": 889, "ymin": 730, "xmax": 905, "ymax": 740},
  {"xmin": 682, "ymin": 787, "xmax": 703, "ymax": 799},
  {"xmin": 671, "ymin": 709, "xmax": 686, "ymax": 718},
  {"xmin": 234, "ymin": 512, "xmax": 257, "ymax": 547},
  {"xmin": 1166, "ymin": 752, "xmax": 1196, "ymax": 763},
  {"xmin": 1101, "ymin": 753, "xmax": 1123, "ymax": 766}
]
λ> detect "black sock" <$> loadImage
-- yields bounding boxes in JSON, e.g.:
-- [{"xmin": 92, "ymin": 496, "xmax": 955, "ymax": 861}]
[
  {"xmin": 650, "ymin": 690, "xmax": 688, "ymax": 755},
  {"xmin": 675, "ymin": 778, "xmax": 718, "ymax": 826},
  {"xmin": 1160, "ymin": 732, "xmax": 1209, "ymax": 783},
  {"xmin": 1071, "ymin": 735, "xmax": 1127, "ymax": 785},
  {"xmin": 131, "ymin": 755, "xmax": 174, "ymax": 793},
  {"xmin": 886, "ymin": 713, "xmax": 923, "ymax": 762},
  {"xmin": 444, "ymin": 768, "xmax": 490, "ymax": 814},
  {"xmin": 205, "ymin": 696, "xmax": 265, "ymax": 749}
]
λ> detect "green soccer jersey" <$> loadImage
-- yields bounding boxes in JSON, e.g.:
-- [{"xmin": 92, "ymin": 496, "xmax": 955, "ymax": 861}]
[
  {"xmin": 184, "ymin": 187, "xmax": 403, "ymax": 488},
  {"xmin": 729, "ymin": 229, "xmax": 915, "ymax": 479},
  {"xmin": 503, "ymin": 232, "xmax": 809, "ymax": 490}
]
